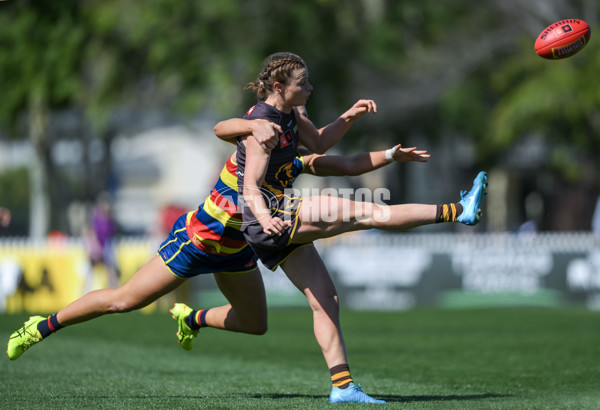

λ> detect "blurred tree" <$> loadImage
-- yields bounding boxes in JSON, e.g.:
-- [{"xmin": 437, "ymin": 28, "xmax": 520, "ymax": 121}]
[
  {"xmin": 0, "ymin": 0, "xmax": 256, "ymax": 236},
  {"xmin": 0, "ymin": 0, "xmax": 598, "ymax": 234},
  {"xmin": 0, "ymin": 1, "xmax": 86, "ymax": 238},
  {"xmin": 436, "ymin": 0, "xmax": 600, "ymax": 229}
]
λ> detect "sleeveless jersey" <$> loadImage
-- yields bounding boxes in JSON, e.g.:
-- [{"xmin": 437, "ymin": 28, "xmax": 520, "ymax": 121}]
[{"xmin": 236, "ymin": 101, "xmax": 303, "ymax": 229}]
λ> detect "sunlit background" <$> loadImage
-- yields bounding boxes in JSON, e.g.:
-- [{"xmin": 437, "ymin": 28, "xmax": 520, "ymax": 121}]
[{"xmin": 1, "ymin": 0, "xmax": 599, "ymax": 313}]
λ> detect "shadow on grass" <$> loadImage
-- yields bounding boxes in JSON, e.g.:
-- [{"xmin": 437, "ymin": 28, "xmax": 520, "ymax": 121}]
[
  {"xmin": 377, "ymin": 393, "xmax": 512, "ymax": 403},
  {"xmin": 64, "ymin": 392, "xmax": 511, "ymax": 403},
  {"xmin": 250, "ymin": 392, "xmax": 511, "ymax": 403}
]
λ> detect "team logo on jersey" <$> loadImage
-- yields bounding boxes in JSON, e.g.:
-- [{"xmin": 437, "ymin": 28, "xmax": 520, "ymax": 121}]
[
  {"xmin": 274, "ymin": 161, "xmax": 295, "ymax": 188},
  {"xmin": 280, "ymin": 131, "xmax": 292, "ymax": 147}
]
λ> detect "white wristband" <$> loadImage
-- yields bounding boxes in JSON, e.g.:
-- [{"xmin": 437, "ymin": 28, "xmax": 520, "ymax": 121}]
[{"xmin": 385, "ymin": 146, "xmax": 398, "ymax": 162}]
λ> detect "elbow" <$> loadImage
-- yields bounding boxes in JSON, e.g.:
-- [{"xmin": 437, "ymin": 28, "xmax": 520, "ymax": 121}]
[
  {"xmin": 213, "ymin": 123, "xmax": 223, "ymax": 138},
  {"xmin": 311, "ymin": 144, "xmax": 327, "ymax": 155},
  {"xmin": 304, "ymin": 139, "xmax": 327, "ymax": 155},
  {"xmin": 242, "ymin": 189, "xmax": 257, "ymax": 204}
]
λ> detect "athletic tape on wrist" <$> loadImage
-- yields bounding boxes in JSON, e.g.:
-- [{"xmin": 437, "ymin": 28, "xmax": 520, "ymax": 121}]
[{"xmin": 385, "ymin": 146, "xmax": 398, "ymax": 162}]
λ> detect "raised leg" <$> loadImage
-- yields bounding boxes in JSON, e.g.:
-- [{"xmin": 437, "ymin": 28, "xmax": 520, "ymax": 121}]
[{"xmin": 292, "ymin": 195, "xmax": 437, "ymax": 243}]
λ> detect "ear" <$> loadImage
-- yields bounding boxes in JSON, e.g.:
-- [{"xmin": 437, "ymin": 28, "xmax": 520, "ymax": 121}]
[{"xmin": 273, "ymin": 81, "xmax": 285, "ymax": 94}]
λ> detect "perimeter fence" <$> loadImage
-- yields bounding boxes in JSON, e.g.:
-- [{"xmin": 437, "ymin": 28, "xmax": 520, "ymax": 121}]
[{"xmin": 1, "ymin": 232, "xmax": 598, "ymax": 312}]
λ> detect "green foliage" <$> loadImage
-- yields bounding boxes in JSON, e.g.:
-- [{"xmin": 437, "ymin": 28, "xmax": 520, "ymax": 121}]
[
  {"xmin": 0, "ymin": 2, "xmax": 86, "ymax": 133},
  {"xmin": 490, "ymin": 44, "xmax": 599, "ymax": 150},
  {"xmin": 438, "ymin": 25, "xmax": 600, "ymax": 179},
  {"xmin": 489, "ymin": 40, "xmax": 600, "ymax": 179},
  {"xmin": 1, "ymin": 1, "xmax": 599, "ymax": 232},
  {"xmin": 2, "ymin": 0, "xmax": 597, "ymax": 156}
]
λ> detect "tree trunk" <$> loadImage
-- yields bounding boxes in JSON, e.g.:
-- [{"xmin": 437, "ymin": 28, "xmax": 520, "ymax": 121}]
[{"xmin": 28, "ymin": 94, "xmax": 50, "ymax": 239}]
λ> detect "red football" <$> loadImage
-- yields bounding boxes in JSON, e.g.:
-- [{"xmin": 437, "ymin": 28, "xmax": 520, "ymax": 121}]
[{"xmin": 535, "ymin": 19, "xmax": 591, "ymax": 59}]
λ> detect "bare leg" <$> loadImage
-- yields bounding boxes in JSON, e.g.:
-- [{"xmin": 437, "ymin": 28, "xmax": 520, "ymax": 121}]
[
  {"xmin": 292, "ymin": 196, "xmax": 437, "ymax": 243},
  {"xmin": 57, "ymin": 255, "xmax": 183, "ymax": 326},
  {"xmin": 280, "ymin": 245, "xmax": 347, "ymax": 368},
  {"xmin": 206, "ymin": 268, "xmax": 268, "ymax": 335}
]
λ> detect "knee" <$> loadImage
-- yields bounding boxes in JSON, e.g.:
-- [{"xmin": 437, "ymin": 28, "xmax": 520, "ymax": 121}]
[
  {"xmin": 248, "ymin": 322, "xmax": 268, "ymax": 335},
  {"xmin": 353, "ymin": 203, "xmax": 381, "ymax": 228},
  {"xmin": 240, "ymin": 314, "xmax": 268, "ymax": 335},
  {"xmin": 110, "ymin": 300, "xmax": 134, "ymax": 314},
  {"xmin": 105, "ymin": 289, "xmax": 139, "ymax": 314},
  {"xmin": 308, "ymin": 291, "xmax": 339, "ymax": 314},
  {"xmin": 106, "ymin": 299, "xmax": 129, "ymax": 314}
]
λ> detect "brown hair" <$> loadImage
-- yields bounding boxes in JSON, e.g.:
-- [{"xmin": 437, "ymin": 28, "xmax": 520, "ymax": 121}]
[{"xmin": 246, "ymin": 52, "xmax": 307, "ymax": 100}]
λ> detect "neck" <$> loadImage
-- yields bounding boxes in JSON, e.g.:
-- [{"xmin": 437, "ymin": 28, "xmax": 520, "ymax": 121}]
[{"xmin": 264, "ymin": 95, "xmax": 292, "ymax": 114}]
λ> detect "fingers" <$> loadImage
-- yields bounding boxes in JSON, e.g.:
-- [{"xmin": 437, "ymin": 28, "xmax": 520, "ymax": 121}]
[
  {"xmin": 263, "ymin": 217, "xmax": 292, "ymax": 236},
  {"xmin": 391, "ymin": 146, "xmax": 431, "ymax": 162},
  {"xmin": 355, "ymin": 99, "xmax": 377, "ymax": 114},
  {"xmin": 260, "ymin": 139, "xmax": 278, "ymax": 151},
  {"xmin": 412, "ymin": 150, "xmax": 430, "ymax": 162},
  {"xmin": 253, "ymin": 120, "xmax": 283, "ymax": 151}
]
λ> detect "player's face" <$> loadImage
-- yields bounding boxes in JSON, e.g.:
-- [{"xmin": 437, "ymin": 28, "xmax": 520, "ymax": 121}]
[{"xmin": 283, "ymin": 68, "xmax": 312, "ymax": 107}]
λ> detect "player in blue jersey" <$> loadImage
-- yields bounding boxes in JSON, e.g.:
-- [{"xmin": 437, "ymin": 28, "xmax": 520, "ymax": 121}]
[{"xmin": 213, "ymin": 52, "xmax": 487, "ymax": 404}]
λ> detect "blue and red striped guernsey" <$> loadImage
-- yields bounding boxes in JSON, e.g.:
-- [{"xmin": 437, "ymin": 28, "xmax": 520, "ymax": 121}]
[{"xmin": 186, "ymin": 155, "xmax": 247, "ymax": 256}]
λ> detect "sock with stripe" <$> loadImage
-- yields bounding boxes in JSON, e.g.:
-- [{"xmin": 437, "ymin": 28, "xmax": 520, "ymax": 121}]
[
  {"xmin": 36, "ymin": 313, "xmax": 63, "ymax": 338},
  {"xmin": 184, "ymin": 309, "xmax": 209, "ymax": 331},
  {"xmin": 330, "ymin": 363, "xmax": 354, "ymax": 389},
  {"xmin": 435, "ymin": 203, "xmax": 463, "ymax": 223}
]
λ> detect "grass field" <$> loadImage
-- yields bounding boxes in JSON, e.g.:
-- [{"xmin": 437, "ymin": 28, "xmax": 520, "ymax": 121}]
[{"xmin": 1, "ymin": 307, "xmax": 599, "ymax": 409}]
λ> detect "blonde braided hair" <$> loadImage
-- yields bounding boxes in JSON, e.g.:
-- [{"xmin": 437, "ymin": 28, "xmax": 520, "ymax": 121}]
[{"xmin": 246, "ymin": 52, "xmax": 307, "ymax": 100}]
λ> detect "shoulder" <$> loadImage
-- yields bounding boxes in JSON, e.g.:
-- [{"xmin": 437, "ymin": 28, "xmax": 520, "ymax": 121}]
[{"xmin": 245, "ymin": 101, "xmax": 275, "ymax": 120}]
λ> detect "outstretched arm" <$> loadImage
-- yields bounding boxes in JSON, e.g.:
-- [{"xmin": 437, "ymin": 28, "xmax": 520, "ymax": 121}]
[
  {"xmin": 302, "ymin": 144, "xmax": 430, "ymax": 176},
  {"xmin": 214, "ymin": 118, "xmax": 282, "ymax": 150},
  {"xmin": 296, "ymin": 99, "xmax": 377, "ymax": 155}
]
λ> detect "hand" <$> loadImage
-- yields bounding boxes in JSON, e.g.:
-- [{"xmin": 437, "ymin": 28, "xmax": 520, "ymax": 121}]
[
  {"xmin": 391, "ymin": 144, "xmax": 430, "ymax": 163},
  {"xmin": 295, "ymin": 106, "xmax": 308, "ymax": 118},
  {"xmin": 341, "ymin": 99, "xmax": 378, "ymax": 122},
  {"xmin": 261, "ymin": 216, "xmax": 292, "ymax": 236},
  {"xmin": 250, "ymin": 119, "xmax": 282, "ymax": 151}
]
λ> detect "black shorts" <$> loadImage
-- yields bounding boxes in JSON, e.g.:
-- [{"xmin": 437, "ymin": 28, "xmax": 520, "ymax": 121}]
[{"xmin": 242, "ymin": 194, "xmax": 313, "ymax": 270}]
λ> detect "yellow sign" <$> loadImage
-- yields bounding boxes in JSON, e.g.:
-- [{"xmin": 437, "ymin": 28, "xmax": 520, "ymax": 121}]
[{"xmin": 0, "ymin": 239, "xmax": 156, "ymax": 314}]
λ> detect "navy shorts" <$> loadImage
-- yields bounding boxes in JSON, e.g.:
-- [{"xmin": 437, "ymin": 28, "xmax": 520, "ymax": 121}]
[
  {"xmin": 158, "ymin": 213, "xmax": 258, "ymax": 278},
  {"xmin": 242, "ymin": 194, "xmax": 313, "ymax": 271}
]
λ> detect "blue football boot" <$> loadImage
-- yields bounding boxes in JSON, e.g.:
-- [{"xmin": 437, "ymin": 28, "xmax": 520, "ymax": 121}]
[
  {"xmin": 329, "ymin": 382, "xmax": 386, "ymax": 404},
  {"xmin": 457, "ymin": 171, "xmax": 488, "ymax": 226}
]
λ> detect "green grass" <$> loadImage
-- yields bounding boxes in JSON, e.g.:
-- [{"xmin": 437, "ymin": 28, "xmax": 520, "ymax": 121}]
[{"xmin": 1, "ymin": 308, "xmax": 599, "ymax": 409}]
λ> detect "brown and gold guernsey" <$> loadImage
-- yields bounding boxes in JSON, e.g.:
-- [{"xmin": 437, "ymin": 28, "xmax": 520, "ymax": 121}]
[{"xmin": 237, "ymin": 101, "xmax": 302, "ymax": 231}]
